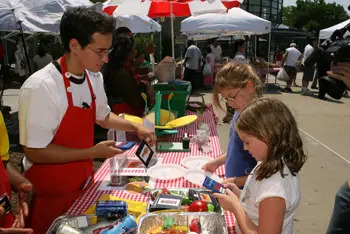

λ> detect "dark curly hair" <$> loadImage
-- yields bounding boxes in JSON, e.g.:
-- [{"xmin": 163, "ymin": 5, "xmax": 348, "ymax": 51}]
[
  {"xmin": 108, "ymin": 34, "xmax": 135, "ymax": 67},
  {"xmin": 236, "ymin": 97, "xmax": 307, "ymax": 180}
]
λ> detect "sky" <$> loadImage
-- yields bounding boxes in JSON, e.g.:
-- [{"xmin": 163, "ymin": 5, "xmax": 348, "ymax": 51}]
[{"xmin": 284, "ymin": 0, "xmax": 350, "ymax": 14}]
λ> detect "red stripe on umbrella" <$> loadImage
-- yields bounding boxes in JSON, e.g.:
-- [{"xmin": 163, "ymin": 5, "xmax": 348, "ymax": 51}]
[
  {"xmin": 148, "ymin": 2, "xmax": 191, "ymax": 18},
  {"xmin": 105, "ymin": 0, "xmax": 241, "ymax": 17},
  {"xmin": 103, "ymin": 5, "xmax": 118, "ymax": 15},
  {"xmin": 222, "ymin": 1, "xmax": 240, "ymax": 9}
]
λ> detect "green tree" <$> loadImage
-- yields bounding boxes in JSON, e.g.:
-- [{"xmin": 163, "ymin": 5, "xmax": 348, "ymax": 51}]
[
  {"xmin": 282, "ymin": 0, "xmax": 349, "ymax": 35},
  {"xmin": 90, "ymin": 0, "xmax": 106, "ymax": 3}
]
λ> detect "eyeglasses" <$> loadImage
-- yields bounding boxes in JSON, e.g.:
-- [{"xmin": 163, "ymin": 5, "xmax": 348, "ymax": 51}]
[
  {"xmin": 221, "ymin": 84, "xmax": 246, "ymax": 103},
  {"xmin": 86, "ymin": 46, "xmax": 112, "ymax": 59}
]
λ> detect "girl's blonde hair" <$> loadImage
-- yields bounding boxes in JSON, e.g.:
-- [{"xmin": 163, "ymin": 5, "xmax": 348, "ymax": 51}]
[
  {"xmin": 236, "ymin": 97, "xmax": 307, "ymax": 180},
  {"xmin": 213, "ymin": 62, "xmax": 263, "ymax": 111}
]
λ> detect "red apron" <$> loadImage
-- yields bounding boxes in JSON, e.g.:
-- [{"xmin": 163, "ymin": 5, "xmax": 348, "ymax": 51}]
[
  {"xmin": 0, "ymin": 160, "xmax": 15, "ymax": 228},
  {"xmin": 24, "ymin": 55, "xmax": 96, "ymax": 233}
]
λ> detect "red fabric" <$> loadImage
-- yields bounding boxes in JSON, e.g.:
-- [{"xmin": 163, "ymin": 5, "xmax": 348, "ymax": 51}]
[
  {"xmin": 0, "ymin": 161, "xmax": 15, "ymax": 228},
  {"xmin": 103, "ymin": 5, "xmax": 118, "ymax": 15},
  {"xmin": 0, "ymin": 44, "xmax": 4, "ymax": 60},
  {"xmin": 24, "ymin": 55, "xmax": 96, "ymax": 233},
  {"xmin": 275, "ymin": 53, "xmax": 283, "ymax": 61},
  {"xmin": 148, "ymin": 1, "xmax": 191, "ymax": 17},
  {"xmin": 222, "ymin": 1, "xmax": 240, "ymax": 9}
]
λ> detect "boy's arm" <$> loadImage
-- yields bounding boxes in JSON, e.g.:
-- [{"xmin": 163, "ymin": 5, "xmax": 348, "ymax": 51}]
[{"xmin": 5, "ymin": 161, "xmax": 31, "ymax": 193}]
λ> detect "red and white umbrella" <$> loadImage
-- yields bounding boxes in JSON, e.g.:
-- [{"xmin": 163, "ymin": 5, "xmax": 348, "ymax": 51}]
[
  {"xmin": 103, "ymin": 0, "xmax": 243, "ymax": 57},
  {"xmin": 103, "ymin": 0, "xmax": 242, "ymax": 17}
]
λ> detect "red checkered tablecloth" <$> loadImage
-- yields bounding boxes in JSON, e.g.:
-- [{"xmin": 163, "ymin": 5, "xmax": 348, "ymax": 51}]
[{"xmin": 67, "ymin": 105, "xmax": 236, "ymax": 234}]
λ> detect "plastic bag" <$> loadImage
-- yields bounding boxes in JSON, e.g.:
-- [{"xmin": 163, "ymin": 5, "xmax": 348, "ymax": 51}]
[
  {"xmin": 202, "ymin": 63, "xmax": 212, "ymax": 76},
  {"xmin": 276, "ymin": 68, "xmax": 290, "ymax": 81},
  {"xmin": 155, "ymin": 56, "xmax": 177, "ymax": 82}
]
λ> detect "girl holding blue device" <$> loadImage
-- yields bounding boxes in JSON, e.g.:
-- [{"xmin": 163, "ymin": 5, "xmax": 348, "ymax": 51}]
[{"xmin": 214, "ymin": 97, "xmax": 307, "ymax": 234}]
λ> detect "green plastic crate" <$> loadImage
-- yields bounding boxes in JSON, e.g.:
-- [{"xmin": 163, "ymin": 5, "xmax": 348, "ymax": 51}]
[{"xmin": 152, "ymin": 81, "xmax": 192, "ymax": 117}]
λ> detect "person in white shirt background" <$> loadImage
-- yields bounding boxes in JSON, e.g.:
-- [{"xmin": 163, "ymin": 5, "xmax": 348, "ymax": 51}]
[
  {"xmin": 184, "ymin": 40, "xmax": 201, "ymax": 91},
  {"xmin": 301, "ymin": 39, "xmax": 317, "ymax": 96},
  {"xmin": 210, "ymin": 40, "xmax": 222, "ymax": 63},
  {"xmin": 281, "ymin": 43, "xmax": 302, "ymax": 92},
  {"xmin": 233, "ymin": 39, "xmax": 249, "ymax": 65},
  {"xmin": 33, "ymin": 40, "xmax": 53, "ymax": 71},
  {"xmin": 214, "ymin": 97, "xmax": 307, "ymax": 234}
]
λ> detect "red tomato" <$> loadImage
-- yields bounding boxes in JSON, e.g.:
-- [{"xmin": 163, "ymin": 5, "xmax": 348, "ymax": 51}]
[{"xmin": 188, "ymin": 200, "xmax": 208, "ymax": 212}]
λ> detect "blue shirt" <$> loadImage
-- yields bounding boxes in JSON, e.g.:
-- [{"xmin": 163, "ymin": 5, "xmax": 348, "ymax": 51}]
[{"xmin": 225, "ymin": 112, "xmax": 257, "ymax": 178}]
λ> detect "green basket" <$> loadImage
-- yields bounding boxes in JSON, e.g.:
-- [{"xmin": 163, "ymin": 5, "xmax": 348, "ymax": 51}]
[{"xmin": 152, "ymin": 81, "xmax": 192, "ymax": 117}]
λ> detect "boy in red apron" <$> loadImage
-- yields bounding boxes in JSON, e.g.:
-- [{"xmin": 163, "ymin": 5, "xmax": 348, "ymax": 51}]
[
  {"xmin": 0, "ymin": 112, "xmax": 33, "ymax": 233},
  {"xmin": 19, "ymin": 7, "xmax": 156, "ymax": 233}
]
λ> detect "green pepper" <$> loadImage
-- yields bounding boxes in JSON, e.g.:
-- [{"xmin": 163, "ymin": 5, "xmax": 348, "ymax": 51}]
[
  {"xmin": 207, "ymin": 203, "xmax": 215, "ymax": 212},
  {"xmin": 181, "ymin": 196, "xmax": 192, "ymax": 205}
]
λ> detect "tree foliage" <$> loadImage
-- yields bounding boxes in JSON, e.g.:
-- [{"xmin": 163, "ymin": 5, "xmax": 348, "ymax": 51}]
[
  {"xmin": 90, "ymin": 0, "xmax": 106, "ymax": 3},
  {"xmin": 282, "ymin": 0, "xmax": 349, "ymax": 35}
]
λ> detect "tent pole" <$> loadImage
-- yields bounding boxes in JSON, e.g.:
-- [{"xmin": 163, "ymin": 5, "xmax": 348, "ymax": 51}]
[
  {"xmin": 18, "ymin": 21, "xmax": 32, "ymax": 75},
  {"xmin": 170, "ymin": 1, "xmax": 175, "ymax": 58},
  {"xmin": 267, "ymin": 32, "xmax": 271, "ymax": 85},
  {"xmin": 254, "ymin": 35, "xmax": 257, "ymax": 57}
]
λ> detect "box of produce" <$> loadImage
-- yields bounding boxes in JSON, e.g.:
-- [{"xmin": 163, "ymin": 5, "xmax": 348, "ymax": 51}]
[
  {"xmin": 138, "ymin": 212, "xmax": 228, "ymax": 234},
  {"xmin": 148, "ymin": 188, "xmax": 223, "ymax": 214}
]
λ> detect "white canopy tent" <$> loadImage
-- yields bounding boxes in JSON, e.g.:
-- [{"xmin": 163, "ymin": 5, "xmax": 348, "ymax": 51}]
[
  {"xmin": 0, "ymin": 0, "xmax": 93, "ymax": 74},
  {"xmin": 0, "ymin": 0, "xmax": 93, "ymax": 33},
  {"xmin": 319, "ymin": 19, "xmax": 350, "ymax": 40},
  {"xmin": 181, "ymin": 7, "xmax": 271, "ymax": 37},
  {"xmin": 113, "ymin": 14, "xmax": 161, "ymax": 33},
  {"xmin": 181, "ymin": 7, "xmax": 274, "ymax": 85}
]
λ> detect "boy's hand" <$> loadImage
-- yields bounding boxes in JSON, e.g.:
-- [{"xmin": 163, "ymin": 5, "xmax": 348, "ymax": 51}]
[
  {"xmin": 92, "ymin": 141, "xmax": 124, "ymax": 159},
  {"xmin": 135, "ymin": 125, "xmax": 156, "ymax": 147},
  {"xmin": 12, "ymin": 183, "xmax": 33, "ymax": 228}
]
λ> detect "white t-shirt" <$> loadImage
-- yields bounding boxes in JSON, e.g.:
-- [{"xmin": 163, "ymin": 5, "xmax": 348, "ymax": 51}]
[
  {"xmin": 185, "ymin": 45, "xmax": 201, "ymax": 70},
  {"xmin": 210, "ymin": 45, "xmax": 222, "ymax": 61},
  {"xmin": 284, "ymin": 47, "xmax": 301, "ymax": 67},
  {"xmin": 33, "ymin": 54, "xmax": 53, "ymax": 70},
  {"xmin": 19, "ymin": 62, "xmax": 110, "ymax": 150},
  {"xmin": 302, "ymin": 44, "xmax": 314, "ymax": 64},
  {"xmin": 233, "ymin": 52, "xmax": 249, "ymax": 64},
  {"xmin": 236, "ymin": 164, "xmax": 301, "ymax": 234}
]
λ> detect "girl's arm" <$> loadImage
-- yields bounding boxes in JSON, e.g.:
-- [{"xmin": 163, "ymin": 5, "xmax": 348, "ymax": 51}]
[
  {"xmin": 215, "ymin": 190, "xmax": 285, "ymax": 234},
  {"xmin": 234, "ymin": 197, "xmax": 286, "ymax": 234},
  {"xmin": 256, "ymin": 197, "xmax": 285, "ymax": 234}
]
